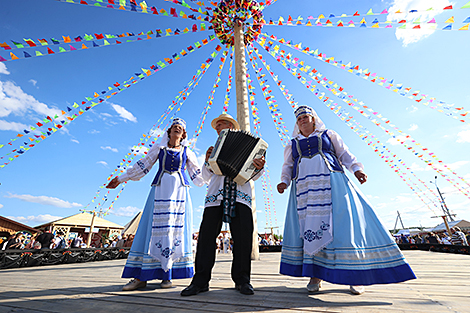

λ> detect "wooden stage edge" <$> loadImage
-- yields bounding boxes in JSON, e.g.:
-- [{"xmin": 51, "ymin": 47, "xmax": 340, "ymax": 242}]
[{"xmin": 0, "ymin": 250, "xmax": 469, "ymax": 313}]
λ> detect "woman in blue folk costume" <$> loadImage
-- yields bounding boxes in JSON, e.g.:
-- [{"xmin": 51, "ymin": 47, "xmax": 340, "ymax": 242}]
[
  {"xmin": 277, "ymin": 106, "xmax": 416, "ymax": 295},
  {"xmin": 107, "ymin": 118, "xmax": 204, "ymax": 291}
]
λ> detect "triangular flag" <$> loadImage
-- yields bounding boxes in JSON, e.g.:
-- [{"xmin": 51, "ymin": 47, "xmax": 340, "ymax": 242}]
[
  {"xmin": 445, "ymin": 16, "xmax": 454, "ymax": 23},
  {"xmin": 462, "ymin": 1, "xmax": 470, "ymax": 9},
  {"xmin": 459, "ymin": 23, "xmax": 470, "ymax": 30}
]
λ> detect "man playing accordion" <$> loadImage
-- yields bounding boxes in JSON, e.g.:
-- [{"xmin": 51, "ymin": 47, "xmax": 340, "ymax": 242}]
[{"xmin": 181, "ymin": 113, "xmax": 266, "ymax": 296}]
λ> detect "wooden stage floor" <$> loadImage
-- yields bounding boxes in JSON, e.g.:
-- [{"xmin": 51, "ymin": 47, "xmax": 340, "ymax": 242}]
[{"xmin": 0, "ymin": 250, "xmax": 468, "ymax": 313}]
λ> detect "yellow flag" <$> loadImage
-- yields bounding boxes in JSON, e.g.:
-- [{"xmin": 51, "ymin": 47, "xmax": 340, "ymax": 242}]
[{"xmin": 445, "ymin": 16, "xmax": 455, "ymax": 23}]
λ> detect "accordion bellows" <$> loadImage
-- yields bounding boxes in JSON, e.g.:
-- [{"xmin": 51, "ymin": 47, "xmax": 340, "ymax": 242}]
[{"xmin": 208, "ymin": 129, "xmax": 268, "ymax": 185}]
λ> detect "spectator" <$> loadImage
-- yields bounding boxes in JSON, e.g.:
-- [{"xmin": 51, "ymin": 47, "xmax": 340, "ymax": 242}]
[
  {"xmin": 426, "ymin": 232, "xmax": 441, "ymax": 244},
  {"xmin": 439, "ymin": 233, "xmax": 451, "ymax": 245},
  {"xmin": 110, "ymin": 236, "xmax": 118, "ymax": 248},
  {"xmin": 400, "ymin": 234, "xmax": 409, "ymax": 244},
  {"xmin": 116, "ymin": 235, "xmax": 126, "ymax": 248},
  {"xmin": 36, "ymin": 230, "xmax": 54, "ymax": 249},
  {"xmin": 451, "ymin": 227, "xmax": 468, "ymax": 246},
  {"xmin": 124, "ymin": 235, "xmax": 134, "ymax": 247},
  {"xmin": 5, "ymin": 233, "xmax": 23, "ymax": 250},
  {"xmin": 52, "ymin": 232, "xmax": 66, "ymax": 249},
  {"xmin": 71, "ymin": 235, "xmax": 83, "ymax": 248}
]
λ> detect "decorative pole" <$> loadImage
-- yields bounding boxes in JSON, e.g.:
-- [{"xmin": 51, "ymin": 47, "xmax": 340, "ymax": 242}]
[
  {"xmin": 212, "ymin": 0, "xmax": 265, "ymax": 260},
  {"xmin": 234, "ymin": 20, "xmax": 259, "ymax": 260},
  {"xmin": 86, "ymin": 211, "xmax": 96, "ymax": 248}
]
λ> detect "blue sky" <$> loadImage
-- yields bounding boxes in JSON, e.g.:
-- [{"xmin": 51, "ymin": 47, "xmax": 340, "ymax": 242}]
[{"xmin": 1, "ymin": 0, "xmax": 470, "ymax": 236}]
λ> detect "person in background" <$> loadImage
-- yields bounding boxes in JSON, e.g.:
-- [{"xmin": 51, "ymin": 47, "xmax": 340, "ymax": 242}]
[
  {"xmin": 72, "ymin": 235, "xmax": 84, "ymax": 248},
  {"xmin": 36, "ymin": 230, "xmax": 54, "ymax": 250},
  {"xmin": 451, "ymin": 227, "xmax": 468, "ymax": 246}
]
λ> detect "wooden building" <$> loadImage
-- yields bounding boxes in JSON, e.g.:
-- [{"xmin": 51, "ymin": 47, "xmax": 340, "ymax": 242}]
[
  {"xmin": 0, "ymin": 215, "xmax": 39, "ymax": 239},
  {"xmin": 35, "ymin": 212, "xmax": 124, "ymax": 247}
]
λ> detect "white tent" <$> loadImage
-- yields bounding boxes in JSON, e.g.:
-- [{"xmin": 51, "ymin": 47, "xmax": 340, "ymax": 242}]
[
  {"xmin": 431, "ymin": 219, "xmax": 470, "ymax": 232},
  {"xmin": 394, "ymin": 228, "xmax": 422, "ymax": 236}
]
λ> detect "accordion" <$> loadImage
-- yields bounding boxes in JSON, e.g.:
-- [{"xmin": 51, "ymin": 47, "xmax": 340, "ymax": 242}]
[{"xmin": 208, "ymin": 129, "xmax": 268, "ymax": 185}]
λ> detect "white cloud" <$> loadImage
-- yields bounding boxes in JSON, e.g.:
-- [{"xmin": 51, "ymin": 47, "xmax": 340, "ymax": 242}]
[
  {"xmin": 113, "ymin": 206, "xmax": 141, "ymax": 217},
  {"xmin": 29, "ymin": 79, "xmax": 37, "ymax": 87},
  {"xmin": 7, "ymin": 214, "xmax": 62, "ymax": 226},
  {"xmin": 88, "ymin": 129, "xmax": 100, "ymax": 134},
  {"xmin": 0, "ymin": 63, "xmax": 9, "ymax": 75},
  {"xmin": 111, "ymin": 103, "xmax": 137, "ymax": 123},
  {"xmin": 4, "ymin": 193, "xmax": 83, "ymax": 208},
  {"xmin": 0, "ymin": 203, "xmax": 3, "ymax": 209},
  {"xmin": 97, "ymin": 161, "xmax": 108, "ymax": 167},
  {"xmin": 101, "ymin": 145, "xmax": 118, "ymax": 153},
  {"xmin": 408, "ymin": 124, "xmax": 418, "ymax": 131},
  {"xmin": 457, "ymin": 129, "xmax": 470, "ymax": 143},
  {"xmin": 407, "ymin": 105, "xmax": 418, "ymax": 113},
  {"xmin": 0, "ymin": 119, "xmax": 29, "ymax": 132},
  {"xmin": 387, "ymin": 0, "xmax": 452, "ymax": 46},
  {"xmin": 0, "ymin": 80, "xmax": 61, "ymax": 118},
  {"xmin": 71, "ymin": 138, "xmax": 79, "ymax": 144}
]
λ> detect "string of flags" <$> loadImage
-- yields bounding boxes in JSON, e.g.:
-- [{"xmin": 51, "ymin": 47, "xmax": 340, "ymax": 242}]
[
  {"xmin": 250, "ymin": 45, "xmax": 440, "ymax": 212},
  {"xmin": 0, "ymin": 26, "xmax": 210, "ymax": 62},
  {"xmin": 249, "ymin": 43, "xmax": 438, "ymax": 214},
  {"xmin": 257, "ymin": 3, "xmax": 470, "ymax": 30},
  {"xmin": 258, "ymin": 33, "xmax": 470, "ymax": 124},
  {"xmin": 98, "ymin": 48, "xmax": 222, "ymax": 214},
  {"xmin": 250, "ymin": 46, "xmax": 298, "ymax": 110},
  {"xmin": 256, "ymin": 43, "xmax": 441, "ymax": 211},
  {"xmin": 190, "ymin": 49, "xmax": 230, "ymax": 149},
  {"xmin": 222, "ymin": 51, "xmax": 234, "ymax": 112},
  {"xmin": 246, "ymin": 48, "xmax": 290, "ymax": 146},
  {"xmin": 0, "ymin": 36, "xmax": 218, "ymax": 169},
  {"xmin": 261, "ymin": 42, "xmax": 470, "ymax": 201},
  {"xmin": 246, "ymin": 70, "xmax": 278, "ymax": 228},
  {"xmin": 272, "ymin": 46, "xmax": 470, "ymax": 198},
  {"xmin": 333, "ymin": 106, "xmax": 439, "ymax": 213},
  {"xmin": 56, "ymin": 0, "xmax": 211, "ymax": 20}
]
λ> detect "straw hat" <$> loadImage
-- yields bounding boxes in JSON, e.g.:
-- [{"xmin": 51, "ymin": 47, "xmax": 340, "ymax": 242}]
[{"xmin": 211, "ymin": 113, "xmax": 240, "ymax": 130}]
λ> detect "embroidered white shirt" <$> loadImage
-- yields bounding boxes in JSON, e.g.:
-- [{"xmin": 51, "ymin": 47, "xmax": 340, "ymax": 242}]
[
  {"xmin": 118, "ymin": 143, "xmax": 204, "ymax": 187},
  {"xmin": 202, "ymin": 164, "xmax": 264, "ymax": 209}
]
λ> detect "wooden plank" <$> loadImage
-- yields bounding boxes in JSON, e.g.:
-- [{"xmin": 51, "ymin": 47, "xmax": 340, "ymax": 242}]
[{"xmin": 0, "ymin": 251, "xmax": 469, "ymax": 312}]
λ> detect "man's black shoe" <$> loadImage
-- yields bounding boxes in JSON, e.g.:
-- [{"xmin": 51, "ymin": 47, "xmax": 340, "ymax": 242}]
[
  {"xmin": 235, "ymin": 282, "xmax": 254, "ymax": 295},
  {"xmin": 180, "ymin": 284, "xmax": 209, "ymax": 296}
]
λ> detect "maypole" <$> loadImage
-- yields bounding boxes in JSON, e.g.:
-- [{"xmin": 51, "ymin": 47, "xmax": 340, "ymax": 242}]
[
  {"xmin": 234, "ymin": 21, "xmax": 259, "ymax": 260},
  {"xmin": 212, "ymin": 0, "xmax": 265, "ymax": 260}
]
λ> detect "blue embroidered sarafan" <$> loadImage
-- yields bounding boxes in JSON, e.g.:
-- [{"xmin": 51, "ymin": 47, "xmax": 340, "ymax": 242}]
[{"xmin": 152, "ymin": 147, "xmax": 189, "ymax": 186}]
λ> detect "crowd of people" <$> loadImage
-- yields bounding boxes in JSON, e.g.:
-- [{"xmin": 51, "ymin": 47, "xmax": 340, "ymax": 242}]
[
  {"xmin": 1, "ymin": 230, "xmax": 136, "ymax": 250},
  {"xmin": 258, "ymin": 235, "xmax": 282, "ymax": 246},
  {"xmin": 397, "ymin": 227, "xmax": 470, "ymax": 246}
]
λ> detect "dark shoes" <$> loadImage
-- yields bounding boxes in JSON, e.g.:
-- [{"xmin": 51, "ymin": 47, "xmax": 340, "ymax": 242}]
[
  {"xmin": 180, "ymin": 284, "xmax": 209, "ymax": 296},
  {"xmin": 235, "ymin": 282, "xmax": 254, "ymax": 295}
]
